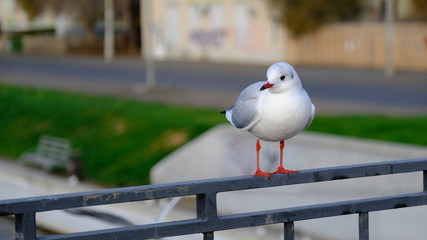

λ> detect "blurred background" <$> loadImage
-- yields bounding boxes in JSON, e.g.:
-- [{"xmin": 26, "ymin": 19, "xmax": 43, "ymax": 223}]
[
  {"xmin": 0, "ymin": 0, "xmax": 426, "ymax": 70},
  {"xmin": 1, "ymin": 0, "xmax": 427, "ymax": 239},
  {"xmin": 1, "ymin": 0, "xmax": 426, "ymax": 112}
]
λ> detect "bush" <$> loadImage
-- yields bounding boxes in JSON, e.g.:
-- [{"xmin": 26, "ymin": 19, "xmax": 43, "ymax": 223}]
[{"xmin": 269, "ymin": 0, "xmax": 363, "ymax": 37}]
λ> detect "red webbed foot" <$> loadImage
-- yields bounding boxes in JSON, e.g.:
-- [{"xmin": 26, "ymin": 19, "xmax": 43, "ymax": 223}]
[
  {"xmin": 273, "ymin": 166, "xmax": 299, "ymax": 175},
  {"xmin": 254, "ymin": 170, "xmax": 273, "ymax": 178}
]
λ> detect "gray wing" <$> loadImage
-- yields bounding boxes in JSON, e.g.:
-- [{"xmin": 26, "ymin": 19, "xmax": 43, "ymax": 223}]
[
  {"xmin": 304, "ymin": 103, "xmax": 316, "ymax": 129},
  {"xmin": 230, "ymin": 82, "xmax": 263, "ymax": 131}
]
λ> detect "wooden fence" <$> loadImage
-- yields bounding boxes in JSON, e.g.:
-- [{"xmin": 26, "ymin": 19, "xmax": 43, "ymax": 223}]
[{"xmin": 286, "ymin": 22, "xmax": 427, "ymax": 71}]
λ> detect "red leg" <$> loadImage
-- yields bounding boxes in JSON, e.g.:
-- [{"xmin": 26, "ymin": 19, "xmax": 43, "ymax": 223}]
[
  {"xmin": 254, "ymin": 139, "xmax": 272, "ymax": 178},
  {"xmin": 274, "ymin": 141, "xmax": 299, "ymax": 174}
]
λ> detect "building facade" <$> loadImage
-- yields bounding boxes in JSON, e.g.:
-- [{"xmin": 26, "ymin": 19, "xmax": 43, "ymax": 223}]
[{"xmin": 150, "ymin": 0, "xmax": 285, "ymax": 64}]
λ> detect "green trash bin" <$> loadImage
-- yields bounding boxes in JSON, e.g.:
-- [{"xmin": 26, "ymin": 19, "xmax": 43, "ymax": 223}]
[{"xmin": 7, "ymin": 36, "xmax": 23, "ymax": 53}]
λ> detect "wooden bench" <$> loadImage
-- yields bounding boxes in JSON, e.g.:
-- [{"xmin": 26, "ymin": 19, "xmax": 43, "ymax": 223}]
[{"xmin": 19, "ymin": 135, "xmax": 72, "ymax": 172}]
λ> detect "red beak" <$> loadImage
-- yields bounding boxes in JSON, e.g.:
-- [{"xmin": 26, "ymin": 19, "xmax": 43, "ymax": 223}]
[{"xmin": 260, "ymin": 82, "xmax": 274, "ymax": 91}]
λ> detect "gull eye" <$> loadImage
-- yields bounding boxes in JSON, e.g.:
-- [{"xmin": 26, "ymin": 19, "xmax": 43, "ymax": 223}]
[{"xmin": 280, "ymin": 75, "xmax": 286, "ymax": 80}]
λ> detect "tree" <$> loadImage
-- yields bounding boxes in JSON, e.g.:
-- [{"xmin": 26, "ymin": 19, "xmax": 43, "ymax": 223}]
[
  {"xmin": 16, "ymin": 0, "xmax": 46, "ymax": 20},
  {"xmin": 269, "ymin": 0, "xmax": 363, "ymax": 37},
  {"xmin": 412, "ymin": 0, "xmax": 427, "ymax": 21}
]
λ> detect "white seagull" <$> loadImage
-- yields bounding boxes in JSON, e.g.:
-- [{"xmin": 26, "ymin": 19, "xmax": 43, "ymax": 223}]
[{"xmin": 223, "ymin": 62, "xmax": 315, "ymax": 177}]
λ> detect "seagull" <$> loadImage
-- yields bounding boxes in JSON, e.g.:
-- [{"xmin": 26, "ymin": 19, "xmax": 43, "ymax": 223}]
[{"xmin": 223, "ymin": 62, "xmax": 315, "ymax": 178}]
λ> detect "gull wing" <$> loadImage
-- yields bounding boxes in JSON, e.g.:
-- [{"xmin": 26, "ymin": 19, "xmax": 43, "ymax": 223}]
[
  {"xmin": 231, "ymin": 82, "xmax": 263, "ymax": 131},
  {"xmin": 304, "ymin": 103, "xmax": 316, "ymax": 129}
]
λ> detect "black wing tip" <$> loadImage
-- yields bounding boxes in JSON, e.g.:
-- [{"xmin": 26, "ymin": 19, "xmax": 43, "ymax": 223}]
[{"xmin": 221, "ymin": 106, "xmax": 234, "ymax": 114}]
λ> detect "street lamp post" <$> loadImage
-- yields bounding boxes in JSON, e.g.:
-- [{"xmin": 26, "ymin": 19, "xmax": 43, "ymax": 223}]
[
  {"xmin": 104, "ymin": 0, "xmax": 115, "ymax": 62},
  {"xmin": 384, "ymin": 0, "xmax": 395, "ymax": 77},
  {"xmin": 141, "ymin": 0, "xmax": 156, "ymax": 88}
]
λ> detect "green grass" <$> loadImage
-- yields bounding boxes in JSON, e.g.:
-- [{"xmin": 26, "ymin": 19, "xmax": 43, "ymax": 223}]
[
  {"xmin": 1, "ymin": 84, "xmax": 426, "ymax": 186},
  {"xmin": 308, "ymin": 115, "xmax": 427, "ymax": 146},
  {"xmin": 0, "ymin": 84, "xmax": 224, "ymax": 186}
]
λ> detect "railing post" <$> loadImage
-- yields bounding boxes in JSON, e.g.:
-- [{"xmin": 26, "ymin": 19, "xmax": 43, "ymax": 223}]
[
  {"xmin": 203, "ymin": 231, "xmax": 214, "ymax": 240},
  {"xmin": 15, "ymin": 212, "xmax": 36, "ymax": 240},
  {"xmin": 284, "ymin": 221, "xmax": 294, "ymax": 240},
  {"xmin": 359, "ymin": 212, "xmax": 369, "ymax": 240},
  {"xmin": 423, "ymin": 170, "xmax": 427, "ymax": 192},
  {"xmin": 197, "ymin": 192, "xmax": 217, "ymax": 240}
]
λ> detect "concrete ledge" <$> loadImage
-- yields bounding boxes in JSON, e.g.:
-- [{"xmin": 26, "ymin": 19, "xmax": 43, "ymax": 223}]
[
  {"xmin": 151, "ymin": 124, "xmax": 427, "ymax": 182},
  {"xmin": 151, "ymin": 124, "xmax": 427, "ymax": 240}
]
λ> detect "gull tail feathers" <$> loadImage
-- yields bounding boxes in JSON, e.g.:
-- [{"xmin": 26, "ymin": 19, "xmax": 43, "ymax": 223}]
[{"xmin": 221, "ymin": 107, "xmax": 235, "ymax": 127}]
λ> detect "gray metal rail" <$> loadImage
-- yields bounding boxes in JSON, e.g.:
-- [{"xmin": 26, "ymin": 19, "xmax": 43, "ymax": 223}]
[{"xmin": 1, "ymin": 158, "xmax": 427, "ymax": 240}]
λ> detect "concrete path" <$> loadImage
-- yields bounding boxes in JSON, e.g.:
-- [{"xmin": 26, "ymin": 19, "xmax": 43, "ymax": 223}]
[{"xmin": 1, "ymin": 54, "xmax": 426, "ymax": 114}]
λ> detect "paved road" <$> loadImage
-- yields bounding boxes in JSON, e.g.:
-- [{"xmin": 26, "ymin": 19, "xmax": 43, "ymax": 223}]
[{"xmin": 1, "ymin": 54, "xmax": 426, "ymax": 114}]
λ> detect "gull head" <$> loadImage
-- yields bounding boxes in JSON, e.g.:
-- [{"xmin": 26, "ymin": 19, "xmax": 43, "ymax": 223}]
[{"xmin": 260, "ymin": 62, "xmax": 302, "ymax": 93}]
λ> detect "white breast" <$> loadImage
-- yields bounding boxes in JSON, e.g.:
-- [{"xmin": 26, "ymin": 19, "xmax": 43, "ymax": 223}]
[{"xmin": 248, "ymin": 89, "xmax": 312, "ymax": 142}]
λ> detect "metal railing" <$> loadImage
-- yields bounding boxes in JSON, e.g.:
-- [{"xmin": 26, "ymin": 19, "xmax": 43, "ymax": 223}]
[{"xmin": 1, "ymin": 158, "xmax": 427, "ymax": 240}]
